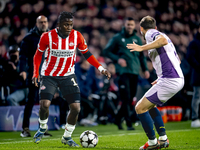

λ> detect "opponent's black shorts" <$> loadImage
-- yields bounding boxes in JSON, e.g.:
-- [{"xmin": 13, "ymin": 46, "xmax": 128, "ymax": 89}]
[{"xmin": 39, "ymin": 74, "xmax": 80, "ymax": 104}]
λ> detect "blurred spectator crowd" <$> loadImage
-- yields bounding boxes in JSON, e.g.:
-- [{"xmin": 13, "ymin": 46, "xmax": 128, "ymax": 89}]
[{"xmin": 0, "ymin": 0, "xmax": 200, "ymax": 126}]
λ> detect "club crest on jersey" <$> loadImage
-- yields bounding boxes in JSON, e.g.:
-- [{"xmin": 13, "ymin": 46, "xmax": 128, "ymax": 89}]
[
  {"xmin": 69, "ymin": 42, "xmax": 74, "ymax": 46},
  {"xmin": 40, "ymin": 85, "xmax": 46, "ymax": 90}
]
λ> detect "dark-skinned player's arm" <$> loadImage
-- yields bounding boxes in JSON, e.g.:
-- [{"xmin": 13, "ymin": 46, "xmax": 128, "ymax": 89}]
[
  {"xmin": 77, "ymin": 32, "xmax": 111, "ymax": 79},
  {"xmin": 33, "ymin": 33, "xmax": 49, "ymax": 87}
]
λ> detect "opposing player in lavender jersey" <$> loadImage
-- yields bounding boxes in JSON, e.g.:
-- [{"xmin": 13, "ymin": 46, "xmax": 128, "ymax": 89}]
[
  {"xmin": 127, "ymin": 16, "xmax": 184, "ymax": 150},
  {"xmin": 32, "ymin": 12, "xmax": 111, "ymax": 147}
]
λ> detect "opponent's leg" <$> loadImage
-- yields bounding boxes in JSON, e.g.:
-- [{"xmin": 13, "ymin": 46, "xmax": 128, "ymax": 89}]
[
  {"xmin": 149, "ymin": 107, "xmax": 169, "ymax": 149},
  {"xmin": 135, "ymin": 97, "xmax": 160, "ymax": 150},
  {"xmin": 33, "ymin": 100, "xmax": 51, "ymax": 143},
  {"xmin": 61, "ymin": 102, "xmax": 80, "ymax": 147}
]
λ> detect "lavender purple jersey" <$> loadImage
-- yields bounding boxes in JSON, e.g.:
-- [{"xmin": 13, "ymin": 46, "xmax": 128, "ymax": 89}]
[
  {"xmin": 145, "ymin": 29, "xmax": 184, "ymax": 78},
  {"xmin": 144, "ymin": 29, "xmax": 184, "ymax": 105}
]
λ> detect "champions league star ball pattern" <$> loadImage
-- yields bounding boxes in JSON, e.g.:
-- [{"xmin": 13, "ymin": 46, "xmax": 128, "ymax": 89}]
[{"xmin": 80, "ymin": 130, "xmax": 98, "ymax": 148}]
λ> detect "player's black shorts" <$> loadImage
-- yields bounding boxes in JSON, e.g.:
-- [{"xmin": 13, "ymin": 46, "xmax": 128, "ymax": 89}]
[{"xmin": 39, "ymin": 74, "xmax": 80, "ymax": 104}]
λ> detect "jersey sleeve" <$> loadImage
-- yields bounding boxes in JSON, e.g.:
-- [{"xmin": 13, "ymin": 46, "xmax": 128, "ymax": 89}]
[
  {"xmin": 77, "ymin": 32, "xmax": 88, "ymax": 54},
  {"xmin": 33, "ymin": 32, "xmax": 48, "ymax": 78},
  {"xmin": 38, "ymin": 32, "xmax": 49, "ymax": 52},
  {"xmin": 145, "ymin": 29, "xmax": 160, "ymax": 43},
  {"xmin": 33, "ymin": 49, "xmax": 43, "ymax": 78}
]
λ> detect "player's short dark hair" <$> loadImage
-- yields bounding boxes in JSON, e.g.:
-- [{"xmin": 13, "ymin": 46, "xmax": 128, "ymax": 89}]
[
  {"xmin": 125, "ymin": 17, "xmax": 134, "ymax": 21},
  {"xmin": 58, "ymin": 11, "xmax": 75, "ymax": 23},
  {"xmin": 140, "ymin": 16, "xmax": 156, "ymax": 30}
]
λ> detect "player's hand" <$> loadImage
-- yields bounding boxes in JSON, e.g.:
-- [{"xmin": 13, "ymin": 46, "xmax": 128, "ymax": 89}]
[
  {"xmin": 151, "ymin": 80, "xmax": 157, "ymax": 85},
  {"xmin": 126, "ymin": 42, "xmax": 143, "ymax": 52},
  {"xmin": 20, "ymin": 71, "xmax": 27, "ymax": 80},
  {"xmin": 32, "ymin": 75, "xmax": 40, "ymax": 87},
  {"xmin": 101, "ymin": 69, "xmax": 111, "ymax": 80},
  {"xmin": 144, "ymin": 70, "xmax": 150, "ymax": 79},
  {"xmin": 118, "ymin": 58, "xmax": 127, "ymax": 67}
]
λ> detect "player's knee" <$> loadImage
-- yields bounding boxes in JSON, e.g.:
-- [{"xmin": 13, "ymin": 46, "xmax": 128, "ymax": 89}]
[
  {"xmin": 40, "ymin": 100, "xmax": 51, "ymax": 111},
  {"xmin": 70, "ymin": 103, "xmax": 81, "ymax": 115},
  {"xmin": 135, "ymin": 103, "xmax": 144, "ymax": 114},
  {"xmin": 135, "ymin": 104, "xmax": 140, "ymax": 114}
]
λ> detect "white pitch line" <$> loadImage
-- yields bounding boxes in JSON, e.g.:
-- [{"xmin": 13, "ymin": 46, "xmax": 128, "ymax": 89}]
[{"xmin": 0, "ymin": 128, "xmax": 199, "ymax": 145}]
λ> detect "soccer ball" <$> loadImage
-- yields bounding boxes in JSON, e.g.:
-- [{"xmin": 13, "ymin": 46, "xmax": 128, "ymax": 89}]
[{"xmin": 80, "ymin": 130, "xmax": 98, "ymax": 148}]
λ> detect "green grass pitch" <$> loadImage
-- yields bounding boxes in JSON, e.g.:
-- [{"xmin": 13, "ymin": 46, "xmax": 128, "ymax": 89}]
[{"xmin": 0, "ymin": 121, "xmax": 199, "ymax": 150}]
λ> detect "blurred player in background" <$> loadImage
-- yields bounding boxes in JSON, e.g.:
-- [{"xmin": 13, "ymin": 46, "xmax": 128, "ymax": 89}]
[
  {"xmin": 187, "ymin": 24, "xmax": 200, "ymax": 128},
  {"xmin": 127, "ymin": 16, "xmax": 184, "ymax": 150},
  {"xmin": 19, "ymin": 15, "xmax": 50, "ymax": 137},
  {"xmin": 103, "ymin": 17, "xmax": 149, "ymax": 130},
  {"xmin": 32, "ymin": 12, "xmax": 111, "ymax": 147}
]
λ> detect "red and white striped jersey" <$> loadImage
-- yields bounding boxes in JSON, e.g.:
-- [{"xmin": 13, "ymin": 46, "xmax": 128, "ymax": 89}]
[{"xmin": 38, "ymin": 28, "xmax": 88, "ymax": 76}]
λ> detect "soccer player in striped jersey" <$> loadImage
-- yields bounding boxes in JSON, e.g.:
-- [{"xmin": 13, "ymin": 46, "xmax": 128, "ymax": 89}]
[
  {"xmin": 32, "ymin": 12, "xmax": 111, "ymax": 147},
  {"xmin": 127, "ymin": 16, "xmax": 184, "ymax": 150}
]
